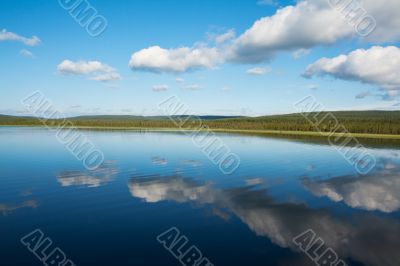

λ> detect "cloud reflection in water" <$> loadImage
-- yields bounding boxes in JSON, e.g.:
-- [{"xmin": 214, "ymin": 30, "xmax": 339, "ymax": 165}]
[
  {"xmin": 57, "ymin": 161, "xmax": 119, "ymax": 188},
  {"xmin": 128, "ymin": 174, "xmax": 400, "ymax": 266}
]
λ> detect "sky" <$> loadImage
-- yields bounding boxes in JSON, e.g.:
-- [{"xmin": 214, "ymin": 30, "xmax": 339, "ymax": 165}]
[{"xmin": 1, "ymin": 0, "xmax": 399, "ymax": 117}]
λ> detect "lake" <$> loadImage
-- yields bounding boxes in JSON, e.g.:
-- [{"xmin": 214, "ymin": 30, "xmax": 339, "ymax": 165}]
[{"xmin": 0, "ymin": 127, "xmax": 399, "ymax": 266}]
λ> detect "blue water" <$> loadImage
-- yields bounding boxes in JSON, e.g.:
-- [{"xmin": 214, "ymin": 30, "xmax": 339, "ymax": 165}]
[{"xmin": 0, "ymin": 127, "xmax": 399, "ymax": 266}]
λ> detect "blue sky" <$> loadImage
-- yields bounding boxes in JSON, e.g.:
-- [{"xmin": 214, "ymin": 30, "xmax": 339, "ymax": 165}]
[{"xmin": 1, "ymin": 0, "xmax": 399, "ymax": 117}]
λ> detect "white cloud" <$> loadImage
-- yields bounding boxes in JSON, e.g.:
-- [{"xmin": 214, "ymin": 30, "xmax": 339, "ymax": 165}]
[
  {"xmin": 246, "ymin": 67, "xmax": 271, "ymax": 75},
  {"xmin": 0, "ymin": 29, "xmax": 41, "ymax": 46},
  {"xmin": 128, "ymin": 0, "xmax": 400, "ymax": 73},
  {"xmin": 360, "ymin": 0, "xmax": 400, "ymax": 42},
  {"xmin": 232, "ymin": 0, "xmax": 400, "ymax": 63},
  {"xmin": 57, "ymin": 60, "xmax": 121, "ymax": 82},
  {"xmin": 304, "ymin": 46, "xmax": 400, "ymax": 96},
  {"xmin": 19, "ymin": 49, "xmax": 34, "ymax": 58},
  {"xmin": 152, "ymin": 84, "xmax": 169, "ymax": 92},
  {"xmin": 129, "ymin": 45, "xmax": 223, "ymax": 73},
  {"xmin": 230, "ymin": 1, "xmax": 353, "ymax": 63}
]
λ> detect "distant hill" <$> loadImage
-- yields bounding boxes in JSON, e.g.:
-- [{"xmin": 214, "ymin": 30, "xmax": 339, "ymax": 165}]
[
  {"xmin": 253, "ymin": 111, "xmax": 400, "ymax": 120},
  {"xmin": 0, "ymin": 114, "xmax": 36, "ymax": 121},
  {"xmin": 69, "ymin": 115, "xmax": 243, "ymax": 121},
  {"xmin": 1, "ymin": 111, "xmax": 400, "ymax": 135},
  {"xmin": 206, "ymin": 110, "xmax": 400, "ymax": 134}
]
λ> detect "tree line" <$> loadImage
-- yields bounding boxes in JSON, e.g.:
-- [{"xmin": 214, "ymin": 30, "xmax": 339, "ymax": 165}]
[{"xmin": 1, "ymin": 111, "xmax": 400, "ymax": 135}]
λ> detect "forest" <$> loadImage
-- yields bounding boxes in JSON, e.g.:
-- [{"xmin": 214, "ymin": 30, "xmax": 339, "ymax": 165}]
[{"xmin": 1, "ymin": 111, "xmax": 400, "ymax": 135}]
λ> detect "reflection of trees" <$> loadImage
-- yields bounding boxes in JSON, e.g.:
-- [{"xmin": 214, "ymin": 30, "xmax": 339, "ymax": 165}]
[{"xmin": 128, "ymin": 175, "xmax": 400, "ymax": 266}]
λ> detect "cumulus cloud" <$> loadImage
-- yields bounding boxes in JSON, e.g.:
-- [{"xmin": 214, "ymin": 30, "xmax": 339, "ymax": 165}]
[
  {"xmin": 304, "ymin": 46, "xmax": 400, "ymax": 96},
  {"xmin": 129, "ymin": 45, "xmax": 223, "ymax": 73},
  {"xmin": 230, "ymin": 1, "xmax": 352, "ymax": 63},
  {"xmin": 360, "ymin": 0, "xmax": 400, "ymax": 42},
  {"xmin": 0, "ymin": 29, "xmax": 41, "ymax": 46},
  {"xmin": 233, "ymin": 0, "xmax": 400, "ymax": 62},
  {"xmin": 129, "ymin": 29, "xmax": 235, "ymax": 73},
  {"xmin": 57, "ymin": 60, "xmax": 121, "ymax": 82},
  {"xmin": 128, "ymin": 0, "xmax": 400, "ymax": 73},
  {"xmin": 246, "ymin": 67, "xmax": 271, "ymax": 75}
]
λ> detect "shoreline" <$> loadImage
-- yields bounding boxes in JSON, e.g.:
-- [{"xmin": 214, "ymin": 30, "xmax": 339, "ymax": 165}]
[{"xmin": 2, "ymin": 124, "xmax": 400, "ymax": 140}]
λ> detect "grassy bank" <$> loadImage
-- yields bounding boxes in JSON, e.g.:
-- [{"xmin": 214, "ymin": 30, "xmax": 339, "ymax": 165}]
[{"xmin": 2, "ymin": 124, "xmax": 400, "ymax": 140}]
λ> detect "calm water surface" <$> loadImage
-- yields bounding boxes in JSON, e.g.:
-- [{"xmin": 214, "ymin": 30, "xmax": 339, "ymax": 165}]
[{"xmin": 0, "ymin": 127, "xmax": 399, "ymax": 266}]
